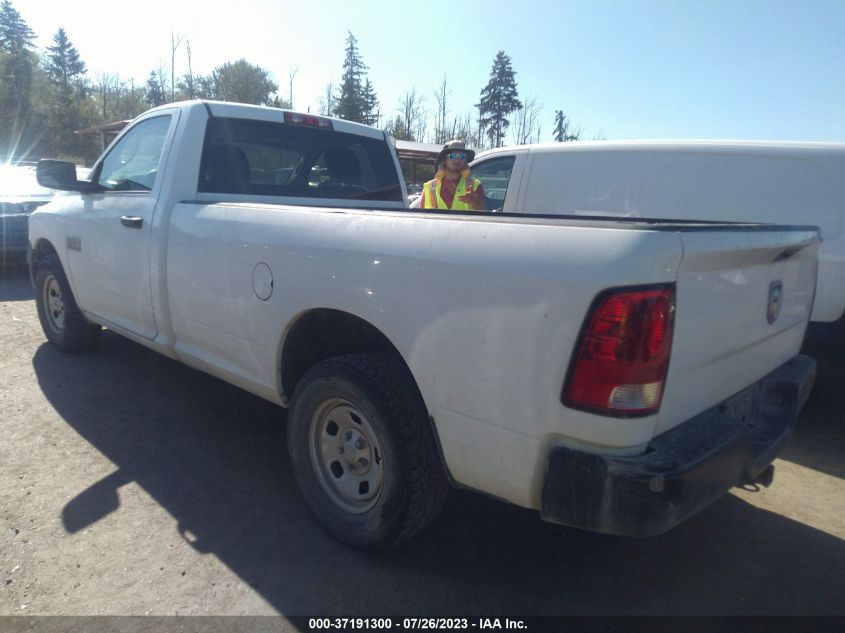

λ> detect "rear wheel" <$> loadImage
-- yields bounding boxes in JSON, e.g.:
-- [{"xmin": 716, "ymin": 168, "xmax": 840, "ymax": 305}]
[
  {"xmin": 34, "ymin": 254, "xmax": 101, "ymax": 352},
  {"xmin": 287, "ymin": 353, "xmax": 449, "ymax": 549},
  {"xmin": 308, "ymin": 397, "xmax": 386, "ymax": 515}
]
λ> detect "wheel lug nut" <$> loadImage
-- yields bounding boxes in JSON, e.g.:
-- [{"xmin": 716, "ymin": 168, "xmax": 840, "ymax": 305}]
[
  {"xmin": 358, "ymin": 458, "xmax": 368, "ymax": 468},
  {"xmin": 345, "ymin": 431, "xmax": 353, "ymax": 441},
  {"xmin": 355, "ymin": 438, "xmax": 365, "ymax": 449}
]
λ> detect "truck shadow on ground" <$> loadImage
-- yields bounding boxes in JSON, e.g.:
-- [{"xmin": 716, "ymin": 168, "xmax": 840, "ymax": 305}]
[
  {"xmin": 790, "ymin": 320, "xmax": 845, "ymax": 480},
  {"xmin": 33, "ymin": 332, "xmax": 845, "ymax": 616}
]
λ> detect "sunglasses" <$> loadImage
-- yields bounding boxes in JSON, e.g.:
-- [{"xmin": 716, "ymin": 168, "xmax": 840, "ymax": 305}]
[{"xmin": 447, "ymin": 152, "xmax": 467, "ymax": 160}]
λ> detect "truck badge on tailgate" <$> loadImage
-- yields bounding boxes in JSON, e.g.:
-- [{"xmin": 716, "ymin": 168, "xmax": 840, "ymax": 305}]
[{"xmin": 768, "ymin": 281, "xmax": 783, "ymax": 324}]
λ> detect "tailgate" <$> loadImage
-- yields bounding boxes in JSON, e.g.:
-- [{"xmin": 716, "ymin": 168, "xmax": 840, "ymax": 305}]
[{"xmin": 656, "ymin": 226, "xmax": 820, "ymax": 435}]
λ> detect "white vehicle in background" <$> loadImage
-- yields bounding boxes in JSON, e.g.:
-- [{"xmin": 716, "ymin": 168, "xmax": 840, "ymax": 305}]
[
  {"xmin": 405, "ymin": 182, "xmax": 422, "ymax": 206},
  {"xmin": 470, "ymin": 141, "xmax": 845, "ymax": 323},
  {"xmin": 0, "ymin": 163, "xmax": 55, "ymax": 263},
  {"xmin": 28, "ymin": 101, "xmax": 820, "ymax": 548}
]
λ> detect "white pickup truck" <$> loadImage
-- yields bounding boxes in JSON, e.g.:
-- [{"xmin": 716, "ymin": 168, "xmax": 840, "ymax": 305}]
[
  {"xmin": 470, "ymin": 141, "xmax": 845, "ymax": 323},
  {"xmin": 30, "ymin": 101, "xmax": 819, "ymax": 548}
]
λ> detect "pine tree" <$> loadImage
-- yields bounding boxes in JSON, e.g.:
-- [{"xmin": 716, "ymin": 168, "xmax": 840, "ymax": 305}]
[
  {"xmin": 0, "ymin": 0, "xmax": 34, "ymax": 52},
  {"xmin": 145, "ymin": 71, "xmax": 166, "ymax": 107},
  {"xmin": 201, "ymin": 59, "xmax": 278, "ymax": 105},
  {"xmin": 45, "ymin": 28, "xmax": 86, "ymax": 88},
  {"xmin": 477, "ymin": 51, "xmax": 522, "ymax": 148},
  {"xmin": 0, "ymin": 0, "xmax": 40, "ymax": 160},
  {"xmin": 42, "ymin": 28, "xmax": 94, "ymax": 161},
  {"xmin": 334, "ymin": 31, "xmax": 378, "ymax": 125},
  {"xmin": 553, "ymin": 109, "xmax": 581, "ymax": 142},
  {"xmin": 553, "ymin": 110, "xmax": 564, "ymax": 142},
  {"xmin": 362, "ymin": 78, "xmax": 379, "ymax": 126},
  {"xmin": 386, "ymin": 114, "xmax": 409, "ymax": 141},
  {"xmin": 0, "ymin": 0, "xmax": 37, "ymax": 108}
]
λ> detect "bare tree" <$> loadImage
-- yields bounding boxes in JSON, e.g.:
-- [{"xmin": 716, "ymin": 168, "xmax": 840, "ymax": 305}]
[
  {"xmin": 416, "ymin": 113, "xmax": 429, "ymax": 143},
  {"xmin": 288, "ymin": 66, "xmax": 298, "ymax": 110},
  {"xmin": 433, "ymin": 75, "xmax": 488, "ymax": 145},
  {"xmin": 171, "ymin": 33, "xmax": 184, "ymax": 102},
  {"xmin": 92, "ymin": 74, "xmax": 147, "ymax": 123},
  {"xmin": 185, "ymin": 39, "xmax": 194, "ymax": 99},
  {"xmin": 511, "ymin": 96, "xmax": 543, "ymax": 145},
  {"xmin": 156, "ymin": 66, "xmax": 169, "ymax": 104},
  {"xmin": 433, "ymin": 74, "xmax": 450, "ymax": 144},
  {"xmin": 96, "ymin": 73, "xmax": 110, "ymax": 119},
  {"xmin": 454, "ymin": 113, "xmax": 475, "ymax": 146},
  {"xmin": 95, "ymin": 73, "xmax": 122, "ymax": 119},
  {"xmin": 318, "ymin": 82, "xmax": 335, "ymax": 115},
  {"xmin": 476, "ymin": 106, "xmax": 486, "ymax": 150},
  {"xmin": 395, "ymin": 88, "xmax": 425, "ymax": 141},
  {"xmin": 125, "ymin": 78, "xmax": 141, "ymax": 117}
]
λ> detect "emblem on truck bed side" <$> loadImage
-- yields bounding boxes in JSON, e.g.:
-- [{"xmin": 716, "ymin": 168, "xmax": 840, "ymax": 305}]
[
  {"xmin": 66, "ymin": 236, "xmax": 82, "ymax": 252},
  {"xmin": 768, "ymin": 281, "xmax": 783, "ymax": 324}
]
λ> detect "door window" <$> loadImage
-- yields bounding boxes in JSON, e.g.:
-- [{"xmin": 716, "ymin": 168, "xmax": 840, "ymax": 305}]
[
  {"xmin": 471, "ymin": 156, "xmax": 516, "ymax": 211},
  {"xmin": 96, "ymin": 116, "xmax": 172, "ymax": 191}
]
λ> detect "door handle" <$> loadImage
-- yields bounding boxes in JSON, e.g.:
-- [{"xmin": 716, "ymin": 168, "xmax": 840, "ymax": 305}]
[{"xmin": 120, "ymin": 216, "xmax": 143, "ymax": 229}]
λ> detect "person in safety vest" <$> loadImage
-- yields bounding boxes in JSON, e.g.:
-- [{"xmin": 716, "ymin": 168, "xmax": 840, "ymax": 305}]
[{"xmin": 420, "ymin": 140, "xmax": 485, "ymax": 210}]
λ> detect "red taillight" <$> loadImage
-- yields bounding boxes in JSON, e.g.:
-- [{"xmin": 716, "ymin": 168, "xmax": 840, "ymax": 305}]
[
  {"xmin": 563, "ymin": 285, "xmax": 675, "ymax": 417},
  {"xmin": 283, "ymin": 111, "xmax": 334, "ymax": 129}
]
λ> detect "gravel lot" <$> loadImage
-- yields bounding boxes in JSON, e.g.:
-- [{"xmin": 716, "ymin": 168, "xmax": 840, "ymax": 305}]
[{"xmin": 1, "ymin": 261, "xmax": 843, "ymax": 617}]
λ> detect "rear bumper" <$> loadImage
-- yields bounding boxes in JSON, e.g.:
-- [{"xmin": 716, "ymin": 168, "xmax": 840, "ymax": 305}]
[{"xmin": 540, "ymin": 354, "xmax": 816, "ymax": 537}]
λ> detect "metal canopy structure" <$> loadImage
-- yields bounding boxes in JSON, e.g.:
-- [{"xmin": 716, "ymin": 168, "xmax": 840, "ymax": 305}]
[
  {"xmin": 394, "ymin": 140, "xmax": 442, "ymax": 185},
  {"xmin": 75, "ymin": 120, "xmax": 131, "ymax": 153},
  {"xmin": 394, "ymin": 140, "xmax": 442, "ymax": 160}
]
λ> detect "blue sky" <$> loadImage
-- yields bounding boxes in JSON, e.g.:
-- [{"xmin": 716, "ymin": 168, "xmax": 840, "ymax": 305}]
[{"xmin": 22, "ymin": 0, "xmax": 845, "ymax": 143}]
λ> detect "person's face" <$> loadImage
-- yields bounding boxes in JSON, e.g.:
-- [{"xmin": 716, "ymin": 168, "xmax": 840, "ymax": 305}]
[{"xmin": 442, "ymin": 150, "xmax": 467, "ymax": 173}]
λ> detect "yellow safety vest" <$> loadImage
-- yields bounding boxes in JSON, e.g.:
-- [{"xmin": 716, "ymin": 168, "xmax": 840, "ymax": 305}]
[{"xmin": 422, "ymin": 173, "xmax": 481, "ymax": 210}]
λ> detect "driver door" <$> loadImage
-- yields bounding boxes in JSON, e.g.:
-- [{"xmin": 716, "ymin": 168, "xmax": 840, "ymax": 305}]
[{"xmin": 65, "ymin": 111, "xmax": 177, "ymax": 340}]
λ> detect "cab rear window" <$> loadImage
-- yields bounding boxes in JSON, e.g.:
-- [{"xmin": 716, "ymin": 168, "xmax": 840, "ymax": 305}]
[{"xmin": 198, "ymin": 117, "xmax": 403, "ymax": 202}]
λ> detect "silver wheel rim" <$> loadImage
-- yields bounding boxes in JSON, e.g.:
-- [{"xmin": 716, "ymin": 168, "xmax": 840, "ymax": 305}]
[
  {"xmin": 42, "ymin": 274, "xmax": 65, "ymax": 336},
  {"xmin": 309, "ymin": 398, "xmax": 385, "ymax": 514}
]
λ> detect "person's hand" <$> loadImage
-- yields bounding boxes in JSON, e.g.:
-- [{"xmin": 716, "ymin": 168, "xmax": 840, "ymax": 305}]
[{"xmin": 458, "ymin": 186, "xmax": 484, "ymax": 207}]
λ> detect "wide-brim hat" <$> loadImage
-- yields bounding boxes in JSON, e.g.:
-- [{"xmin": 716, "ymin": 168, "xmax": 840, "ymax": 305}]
[{"xmin": 435, "ymin": 140, "xmax": 476, "ymax": 170}]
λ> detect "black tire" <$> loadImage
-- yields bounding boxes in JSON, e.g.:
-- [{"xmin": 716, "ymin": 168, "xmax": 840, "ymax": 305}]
[
  {"xmin": 34, "ymin": 253, "xmax": 101, "ymax": 352},
  {"xmin": 287, "ymin": 353, "xmax": 450, "ymax": 549}
]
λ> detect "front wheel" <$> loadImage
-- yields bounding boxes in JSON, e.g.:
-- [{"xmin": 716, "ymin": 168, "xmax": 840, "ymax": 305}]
[
  {"xmin": 34, "ymin": 253, "xmax": 101, "ymax": 352},
  {"xmin": 287, "ymin": 353, "xmax": 449, "ymax": 549}
]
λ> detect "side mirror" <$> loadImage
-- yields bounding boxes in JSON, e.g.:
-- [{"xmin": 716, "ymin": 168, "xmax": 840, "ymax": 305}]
[{"xmin": 37, "ymin": 159, "xmax": 101, "ymax": 193}]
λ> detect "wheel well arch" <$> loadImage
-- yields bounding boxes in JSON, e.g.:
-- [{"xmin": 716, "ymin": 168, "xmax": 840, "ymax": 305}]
[
  {"xmin": 280, "ymin": 309, "xmax": 414, "ymax": 402},
  {"xmin": 280, "ymin": 309, "xmax": 456, "ymax": 490},
  {"xmin": 29, "ymin": 238, "xmax": 59, "ymax": 278}
]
